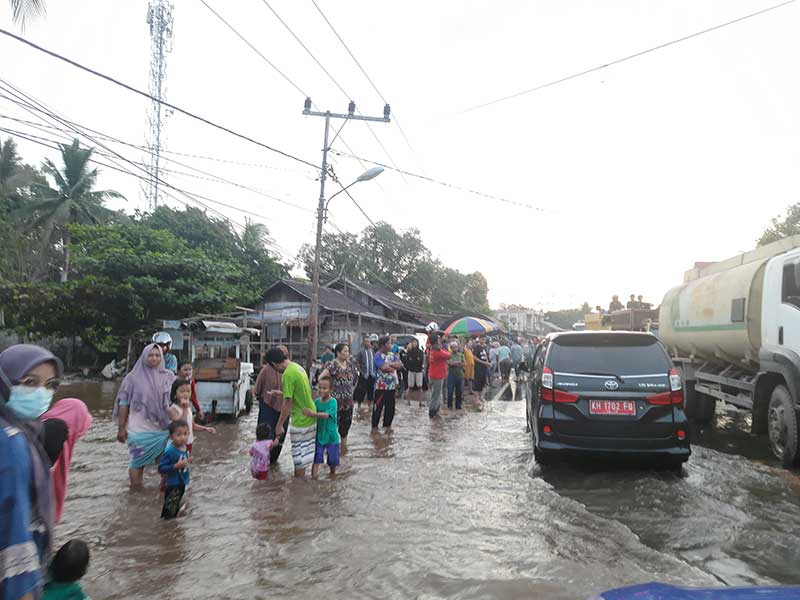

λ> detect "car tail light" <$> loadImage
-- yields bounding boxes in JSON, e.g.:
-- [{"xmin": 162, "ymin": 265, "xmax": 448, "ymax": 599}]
[
  {"xmin": 541, "ymin": 367, "xmax": 553, "ymax": 390},
  {"xmin": 677, "ymin": 429, "xmax": 686, "ymax": 441},
  {"xmin": 647, "ymin": 369, "xmax": 683, "ymax": 405},
  {"xmin": 543, "ymin": 425, "xmax": 552, "ymax": 434},
  {"xmin": 553, "ymin": 389, "xmax": 579, "ymax": 403}
]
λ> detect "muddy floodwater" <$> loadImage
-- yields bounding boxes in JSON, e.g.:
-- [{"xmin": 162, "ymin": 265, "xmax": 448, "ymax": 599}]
[{"xmin": 54, "ymin": 381, "xmax": 800, "ymax": 600}]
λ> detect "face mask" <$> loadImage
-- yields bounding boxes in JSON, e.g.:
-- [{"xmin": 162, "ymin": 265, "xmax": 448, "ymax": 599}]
[{"xmin": 7, "ymin": 385, "xmax": 55, "ymax": 420}]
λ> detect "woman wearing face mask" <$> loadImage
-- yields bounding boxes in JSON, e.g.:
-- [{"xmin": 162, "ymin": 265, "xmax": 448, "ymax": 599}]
[
  {"xmin": 0, "ymin": 344, "xmax": 64, "ymax": 600},
  {"xmin": 114, "ymin": 344, "xmax": 175, "ymax": 487}
]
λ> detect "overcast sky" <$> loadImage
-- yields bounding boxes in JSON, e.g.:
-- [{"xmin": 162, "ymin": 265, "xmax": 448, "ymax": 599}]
[{"xmin": 1, "ymin": 0, "xmax": 798, "ymax": 311}]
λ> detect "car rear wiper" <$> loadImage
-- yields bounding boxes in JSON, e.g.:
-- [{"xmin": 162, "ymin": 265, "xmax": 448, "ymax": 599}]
[{"xmin": 580, "ymin": 372, "xmax": 626, "ymax": 383}]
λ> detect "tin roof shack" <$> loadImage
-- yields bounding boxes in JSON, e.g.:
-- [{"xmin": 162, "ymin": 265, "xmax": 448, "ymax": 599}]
[
  {"xmin": 327, "ymin": 277, "xmax": 431, "ymax": 329},
  {"xmin": 252, "ymin": 279, "xmax": 429, "ymax": 363}
]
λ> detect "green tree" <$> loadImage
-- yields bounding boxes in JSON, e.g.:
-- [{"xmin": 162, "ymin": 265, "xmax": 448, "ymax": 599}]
[
  {"xmin": 16, "ymin": 139, "xmax": 123, "ymax": 282},
  {"xmin": 9, "ymin": 0, "xmax": 45, "ymax": 27},
  {"xmin": 545, "ymin": 306, "xmax": 587, "ymax": 331},
  {"xmin": 758, "ymin": 203, "xmax": 800, "ymax": 246}
]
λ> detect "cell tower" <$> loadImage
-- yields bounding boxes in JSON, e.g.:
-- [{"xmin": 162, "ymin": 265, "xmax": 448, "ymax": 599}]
[{"xmin": 145, "ymin": 0, "xmax": 174, "ymax": 210}]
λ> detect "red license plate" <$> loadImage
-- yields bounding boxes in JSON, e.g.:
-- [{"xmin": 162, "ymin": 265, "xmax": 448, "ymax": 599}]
[{"xmin": 589, "ymin": 400, "xmax": 636, "ymax": 416}]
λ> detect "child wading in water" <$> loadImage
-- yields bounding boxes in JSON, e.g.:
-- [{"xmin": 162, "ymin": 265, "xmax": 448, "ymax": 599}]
[
  {"xmin": 305, "ymin": 376, "xmax": 340, "ymax": 478},
  {"xmin": 169, "ymin": 378, "xmax": 217, "ymax": 454},
  {"xmin": 43, "ymin": 539, "xmax": 90, "ymax": 600},
  {"xmin": 249, "ymin": 422, "xmax": 274, "ymax": 480},
  {"xmin": 158, "ymin": 419, "xmax": 190, "ymax": 519}
]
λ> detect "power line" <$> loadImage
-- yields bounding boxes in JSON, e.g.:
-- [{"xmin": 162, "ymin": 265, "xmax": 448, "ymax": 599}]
[
  {"xmin": 0, "ymin": 97, "xmax": 315, "ymax": 214},
  {"xmin": 255, "ymin": 0, "xmax": 408, "ymax": 183},
  {"xmin": 327, "ymin": 165, "xmax": 376, "ymax": 226},
  {"xmin": 3, "ymin": 124, "xmax": 298, "ymax": 262},
  {"xmin": 329, "ymin": 149, "xmax": 548, "ymax": 212},
  {"xmin": 308, "ymin": 0, "xmax": 415, "ymax": 152},
  {"xmin": 462, "ymin": 0, "xmax": 797, "ymax": 113},
  {"xmin": 0, "ymin": 25, "xmax": 320, "ymax": 169}
]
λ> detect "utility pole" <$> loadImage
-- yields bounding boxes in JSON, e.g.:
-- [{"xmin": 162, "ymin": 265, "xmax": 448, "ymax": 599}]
[{"xmin": 303, "ymin": 98, "xmax": 390, "ymax": 371}]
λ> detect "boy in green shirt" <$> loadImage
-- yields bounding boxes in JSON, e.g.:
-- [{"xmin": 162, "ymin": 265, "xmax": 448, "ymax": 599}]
[
  {"xmin": 305, "ymin": 376, "xmax": 341, "ymax": 478},
  {"xmin": 267, "ymin": 347, "xmax": 317, "ymax": 477}
]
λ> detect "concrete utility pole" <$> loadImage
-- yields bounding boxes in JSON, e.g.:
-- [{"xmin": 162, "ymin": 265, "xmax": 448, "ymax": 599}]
[{"xmin": 303, "ymin": 98, "xmax": 390, "ymax": 371}]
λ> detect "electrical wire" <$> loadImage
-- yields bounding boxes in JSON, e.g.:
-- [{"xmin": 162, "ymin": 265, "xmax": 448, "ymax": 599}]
[
  {"xmin": 327, "ymin": 165, "xmax": 376, "ymax": 226},
  {"xmin": 329, "ymin": 149, "xmax": 547, "ymax": 212},
  {"xmin": 308, "ymin": 0, "xmax": 415, "ymax": 152},
  {"xmin": 256, "ymin": 0, "xmax": 406, "ymax": 182},
  {"xmin": 462, "ymin": 0, "xmax": 797, "ymax": 113},
  {"xmin": 0, "ymin": 25, "xmax": 320, "ymax": 169}
]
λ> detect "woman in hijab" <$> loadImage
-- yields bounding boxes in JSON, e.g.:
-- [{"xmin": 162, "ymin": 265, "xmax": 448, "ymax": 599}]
[
  {"xmin": 114, "ymin": 344, "xmax": 175, "ymax": 487},
  {"xmin": 42, "ymin": 398, "xmax": 93, "ymax": 523},
  {"xmin": 0, "ymin": 344, "xmax": 63, "ymax": 600}
]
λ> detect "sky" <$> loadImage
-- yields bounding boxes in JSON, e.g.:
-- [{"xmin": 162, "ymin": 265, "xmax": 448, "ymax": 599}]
[{"xmin": 1, "ymin": 0, "xmax": 798, "ymax": 311}]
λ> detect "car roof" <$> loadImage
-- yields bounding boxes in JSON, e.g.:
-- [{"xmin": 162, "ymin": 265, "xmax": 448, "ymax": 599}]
[{"xmin": 546, "ymin": 330, "xmax": 657, "ymax": 342}]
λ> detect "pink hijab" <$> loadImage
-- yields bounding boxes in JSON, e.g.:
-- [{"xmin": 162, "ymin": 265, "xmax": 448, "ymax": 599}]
[
  {"xmin": 42, "ymin": 398, "xmax": 93, "ymax": 523},
  {"xmin": 113, "ymin": 343, "xmax": 175, "ymax": 429}
]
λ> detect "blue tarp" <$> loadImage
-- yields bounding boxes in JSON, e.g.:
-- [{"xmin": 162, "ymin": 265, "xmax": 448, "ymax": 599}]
[{"xmin": 595, "ymin": 583, "xmax": 800, "ymax": 600}]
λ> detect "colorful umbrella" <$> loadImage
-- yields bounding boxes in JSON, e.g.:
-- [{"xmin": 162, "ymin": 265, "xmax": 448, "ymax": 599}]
[{"xmin": 443, "ymin": 316, "xmax": 498, "ymax": 337}]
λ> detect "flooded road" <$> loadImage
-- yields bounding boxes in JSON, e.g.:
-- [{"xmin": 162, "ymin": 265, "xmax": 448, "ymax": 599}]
[{"xmin": 55, "ymin": 381, "xmax": 800, "ymax": 599}]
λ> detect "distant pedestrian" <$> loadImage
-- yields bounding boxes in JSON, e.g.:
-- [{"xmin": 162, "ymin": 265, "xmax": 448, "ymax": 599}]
[
  {"xmin": 249, "ymin": 422, "xmax": 274, "ymax": 480},
  {"xmin": 307, "ymin": 376, "xmax": 340, "ymax": 478},
  {"xmin": 463, "ymin": 340, "xmax": 475, "ymax": 394},
  {"xmin": 372, "ymin": 336, "xmax": 403, "ymax": 430},
  {"xmin": 353, "ymin": 335, "xmax": 375, "ymax": 408},
  {"xmin": 43, "ymin": 539, "xmax": 91, "ymax": 600},
  {"xmin": 427, "ymin": 337, "xmax": 450, "ymax": 418},
  {"xmin": 471, "ymin": 337, "xmax": 491, "ymax": 399},
  {"xmin": 152, "ymin": 331, "xmax": 178, "ymax": 374},
  {"xmin": 158, "ymin": 419, "xmax": 190, "ymax": 519},
  {"xmin": 510, "ymin": 340, "xmax": 525, "ymax": 380},
  {"xmin": 267, "ymin": 348, "xmax": 317, "ymax": 478},
  {"xmin": 497, "ymin": 341, "xmax": 513, "ymax": 383},
  {"xmin": 318, "ymin": 343, "xmax": 357, "ymax": 449},
  {"xmin": 253, "ymin": 346, "xmax": 287, "ymax": 464},
  {"xmin": 319, "ymin": 346, "xmax": 335, "ymax": 367},
  {"xmin": 489, "ymin": 342, "xmax": 499, "ymax": 384},
  {"xmin": 446, "ymin": 341, "xmax": 465, "ymax": 410},
  {"xmin": 403, "ymin": 338, "xmax": 425, "ymax": 406}
]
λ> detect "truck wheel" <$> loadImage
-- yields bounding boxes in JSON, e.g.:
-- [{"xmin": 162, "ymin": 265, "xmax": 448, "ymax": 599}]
[
  {"xmin": 244, "ymin": 389, "xmax": 253, "ymax": 414},
  {"xmin": 767, "ymin": 385, "xmax": 800, "ymax": 468},
  {"xmin": 684, "ymin": 385, "xmax": 715, "ymax": 424}
]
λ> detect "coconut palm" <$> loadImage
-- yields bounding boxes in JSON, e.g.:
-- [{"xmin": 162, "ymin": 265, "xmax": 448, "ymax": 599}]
[
  {"xmin": 20, "ymin": 138, "xmax": 123, "ymax": 282},
  {"xmin": 9, "ymin": 0, "xmax": 45, "ymax": 28}
]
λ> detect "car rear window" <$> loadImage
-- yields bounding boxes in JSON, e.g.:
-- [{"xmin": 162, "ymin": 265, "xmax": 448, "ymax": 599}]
[{"xmin": 548, "ymin": 335, "xmax": 670, "ymax": 376}]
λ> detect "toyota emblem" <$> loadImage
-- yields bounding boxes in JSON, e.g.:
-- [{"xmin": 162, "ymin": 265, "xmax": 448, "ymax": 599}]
[{"xmin": 604, "ymin": 380, "xmax": 619, "ymax": 391}]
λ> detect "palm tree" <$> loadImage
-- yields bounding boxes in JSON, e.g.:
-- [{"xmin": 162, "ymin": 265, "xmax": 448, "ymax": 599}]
[
  {"xmin": 20, "ymin": 138, "xmax": 123, "ymax": 282},
  {"xmin": 9, "ymin": 0, "xmax": 45, "ymax": 28},
  {"xmin": 0, "ymin": 136, "xmax": 21, "ymax": 201}
]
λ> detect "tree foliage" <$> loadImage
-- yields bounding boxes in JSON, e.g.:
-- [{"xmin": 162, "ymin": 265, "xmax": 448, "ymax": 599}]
[
  {"xmin": 299, "ymin": 221, "xmax": 491, "ymax": 315},
  {"xmin": 544, "ymin": 305, "xmax": 589, "ymax": 331},
  {"xmin": 758, "ymin": 203, "xmax": 800, "ymax": 246}
]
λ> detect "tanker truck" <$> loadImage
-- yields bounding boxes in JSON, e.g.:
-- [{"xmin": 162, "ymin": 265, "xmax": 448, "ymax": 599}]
[{"xmin": 659, "ymin": 236, "xmax": 800, "ymax": 467}]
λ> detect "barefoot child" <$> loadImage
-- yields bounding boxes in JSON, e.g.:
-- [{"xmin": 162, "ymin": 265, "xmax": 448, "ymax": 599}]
[
  {"xmin": 169, "ymin": 378, "xmax": 216, "ymax": 454},
  {"xmin": 158, "ymin": 419, "xmax": 190, "ymax": 519},
  {"xmin": 305, "ymin": 376, "xmax": 340, "ymax": 478},
  {"xmin": 249, "ymin": 422, "xmax": 274, "ymax": 480}
]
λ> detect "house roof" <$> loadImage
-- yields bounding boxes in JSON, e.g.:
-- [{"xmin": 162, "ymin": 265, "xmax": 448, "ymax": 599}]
[{"xmin": 331, "ymin": 277, "xmax": 424, "ymax": 316}]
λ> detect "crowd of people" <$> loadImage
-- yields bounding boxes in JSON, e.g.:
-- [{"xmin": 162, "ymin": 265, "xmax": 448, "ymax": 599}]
[
  {"xmin": 603, "ymin": 294, "xmax": 653, "ymax": 313},
  {"xmin": 0, "ymin": 328, "xmax": 540, "ymax": 599}
]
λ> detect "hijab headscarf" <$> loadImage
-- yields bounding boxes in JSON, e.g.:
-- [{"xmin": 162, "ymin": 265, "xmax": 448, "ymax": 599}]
[
  {"xmin": 113, "ymin": 343, "xmax": 175, "ymax": 429},
  {"xmin": 0, "ymin": 344, "xmax": 63, "ymax": 562},
  {"xmin": 42, "ymin": 398, "xmax": 93, "ymax": 523}
]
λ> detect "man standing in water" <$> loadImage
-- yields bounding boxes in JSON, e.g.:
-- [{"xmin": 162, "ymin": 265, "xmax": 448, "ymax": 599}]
[{"xmin": 267, "ymin": 348, "xmax": 317, "ymax": 477}]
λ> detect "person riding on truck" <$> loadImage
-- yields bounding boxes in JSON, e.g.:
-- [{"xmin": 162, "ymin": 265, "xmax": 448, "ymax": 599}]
[{"xmin": 609, "ymin": 295, "xmax": 624, "ymax": 312}]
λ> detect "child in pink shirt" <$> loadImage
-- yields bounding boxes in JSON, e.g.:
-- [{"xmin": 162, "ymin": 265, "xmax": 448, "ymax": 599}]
[{"xmin": 249, "ymin": 422, "xmax": 274, "ymax": 480}]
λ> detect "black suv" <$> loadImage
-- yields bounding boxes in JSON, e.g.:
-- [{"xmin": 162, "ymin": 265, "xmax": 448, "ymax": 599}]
[{"xmin": 527, "ymin": 331, "xmax": 690, "ymax": 467}]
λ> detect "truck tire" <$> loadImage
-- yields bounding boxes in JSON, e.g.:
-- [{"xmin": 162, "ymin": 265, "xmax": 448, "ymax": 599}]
[{"xmin": 767, "ymin": 385, "xmax": 800, "ymax": 468}]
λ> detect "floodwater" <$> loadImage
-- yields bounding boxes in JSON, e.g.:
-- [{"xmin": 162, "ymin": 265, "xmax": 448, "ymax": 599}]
[{"xmin": 54, "ymin": 380, "xmax": 800, "ymax": 600}]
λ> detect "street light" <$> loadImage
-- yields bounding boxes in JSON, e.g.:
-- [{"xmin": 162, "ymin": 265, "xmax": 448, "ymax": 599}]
[
  {"xmin": 308, "ymin": 165, "xmax": 383, "ymax": 370},
  {"xmin": 325, "ymin": 166, "xmax": 384, "ymax": 212}
]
